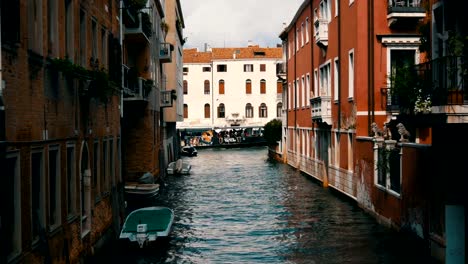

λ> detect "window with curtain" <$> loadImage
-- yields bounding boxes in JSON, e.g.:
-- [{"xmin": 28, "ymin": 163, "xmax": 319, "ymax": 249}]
[{"xmin": 245, "ymin": 103, "xmax": 253, "ymax": 118}]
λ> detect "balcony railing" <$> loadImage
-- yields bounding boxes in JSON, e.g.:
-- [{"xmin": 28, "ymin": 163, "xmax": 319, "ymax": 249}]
[
  {"xmin": 276, "ymin": 62, "xmax": 286, "ymax": 79},
  {"xmin": 310, "ymin": 96, "xmax": 332, "ymax": 124},
  {"xmin": 160, "ymin": 42, "xmax": 173, "ymax": 63},
  {"xmin": 383, "ymin": 56, "xmax": 468, "ymax": 113},
  {"xmin": 123, "ymin": 68, "xmax": 150, "ymax": 101},
  {"xmin": 387, "ymin": 0, "xmax": 426, "ymax": 27},
  {"xmin": 314, "ymin": 18, "xmax": 328, "ymax": 47},
  {"xmin": 124, "ymin": 12, "xmax": 152, "ymax": 43}
]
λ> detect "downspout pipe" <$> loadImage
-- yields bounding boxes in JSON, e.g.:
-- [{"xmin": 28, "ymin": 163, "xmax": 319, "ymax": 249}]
[
  {"xmin": 367, "ymin": 0, "xmax": 375, "ymax": 135},
  {"xmin": 337, "ymin": 0, "xmax": 341, "ymax": 130}
]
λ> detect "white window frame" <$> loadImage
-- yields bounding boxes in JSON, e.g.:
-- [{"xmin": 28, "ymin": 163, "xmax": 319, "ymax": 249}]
[
  {"xmin": 305, "ymin": 17, "xmax": 310, "ymax": 43},
  {"xmin": 306, "ymin": 73, "xmax": 311, "ymax": 106},
  {"xmin": 31, "ymin": 148, "xmax": 45, "ymax": 244},
  {"xmin": 334, "ymin": 57, "xmax": 339, "ymax": 101},
  {"xmin": 348, "ymin": 49, "xmax": 355, "ymax": 100},
  {"xmin": 373, "ymin": 140, "xmax": 402, "ymax": 197},
  {"xmin": 335, "ymin": 0, "xmax": 339, "ymax": 17},
  {"xmin": 6, "ymin": 151, "xmax": 22, "ymax": 261},
  {"xmin": 319, "ymin": 61, "xmax": 331, "ymax": 96},
  {"xmin": 301, "ymin": 22, "xmax": 305, "ymax": 47},
  {"xmin": 66, "ymin": 143, "xmax": 76, "ymax": 217},
  {"xmin": 301, "ymin": 75, "xmax": 306, "ymax": 107},
  {"xmin": 313, "ymin": 69, "xmax": 318, "ymax": 98},
  {"xmin": 48, "ymin": 145, "xmax": 61, "ymax": 230}
]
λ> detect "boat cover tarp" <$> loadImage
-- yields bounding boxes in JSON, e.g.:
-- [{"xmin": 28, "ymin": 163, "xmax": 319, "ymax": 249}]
[{"xmin": 122, "ymin": 208, "xmax": 173, "ymax": 233}]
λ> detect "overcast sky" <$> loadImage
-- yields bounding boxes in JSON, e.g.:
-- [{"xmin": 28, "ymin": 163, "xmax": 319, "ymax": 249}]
[{"xmin": 180, "ymin": 0, "xmax": 304, "ymax": 51}]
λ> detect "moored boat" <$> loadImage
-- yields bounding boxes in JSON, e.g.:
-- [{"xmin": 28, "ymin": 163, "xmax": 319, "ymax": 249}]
[{"xmin": 119, "ymin": 206, "xmax": 175, "ymax": 248}]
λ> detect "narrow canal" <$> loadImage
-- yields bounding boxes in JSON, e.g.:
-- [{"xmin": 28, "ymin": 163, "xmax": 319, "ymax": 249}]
[{"xmin": 91, "ymin": 147, "xmax": 434, "ymax": 264}]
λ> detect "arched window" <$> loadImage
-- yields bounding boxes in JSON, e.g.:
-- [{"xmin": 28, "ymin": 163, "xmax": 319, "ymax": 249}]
[
  {"xmin": 260, "ymin": 79, "xmax": 266, "ymax": 94},
  {"xmin": 245, "ymin": 79, "xmax": 252, "ymax": 94},
  {"xmin": 259, "ymin": 103, "xmax": 268, "ymax": 118},
  {"xmin": 276, "ymin": 102, "xmax": 283, "ymax": 117},
  {"xmin": 183, "ymin": 104, "xmax": 188, "ymax": 118},
  {"xmin": 277, "ymin": 79, "xmax": 283, "ymax": 94},
  {"xmin": 183, "ymin": 80, "xmax": 188, "ymax": 94},
  {"xmin": 204, "ymin": 80, "xmax": 210, "ymax": 94},
  {"xmin": 204, "ymin": 104, "xmax": 210, "ymax": 118},
  {"xmin": 245, "ymin": 103, "xmax": 253, "ymax": 118},
  {"xmin": 217, "ymin": 103, "xmax": 225, "ymax": 118},
  {"xmin": 219, "ymin": 79, "xmax": 225, "ymax": 94}
]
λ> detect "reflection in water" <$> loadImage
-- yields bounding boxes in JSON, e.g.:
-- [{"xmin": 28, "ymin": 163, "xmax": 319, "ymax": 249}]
[{"xmin": 90, "ymin": 147, "xmax": 433, "ymax": 264}]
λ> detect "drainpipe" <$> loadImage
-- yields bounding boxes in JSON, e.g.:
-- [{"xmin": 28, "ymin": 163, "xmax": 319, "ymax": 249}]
[
  {"xmin": 337, "ymin": 0, "xmax": 341, "ymax": 130},
  {"xmin": 367, "ymin": 0, "xmax": 375, "ymax": 135},
  {"xmin": 0, "ymin": 8, "xmax": 6, "ymax": 263}
]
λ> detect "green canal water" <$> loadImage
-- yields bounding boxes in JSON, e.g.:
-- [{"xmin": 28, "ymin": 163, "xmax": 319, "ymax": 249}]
[{"xmin": 90, "ymin": 146, "xmax": 435, "ymax": 264}]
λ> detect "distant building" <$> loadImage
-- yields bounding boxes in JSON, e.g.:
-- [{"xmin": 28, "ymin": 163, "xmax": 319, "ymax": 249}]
[{"xmin": 179, "ymin": 44, "xmax": 283, "ymax": 129}]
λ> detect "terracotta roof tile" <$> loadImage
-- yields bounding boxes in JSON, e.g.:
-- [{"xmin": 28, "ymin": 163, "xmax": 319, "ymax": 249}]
[{"xmin": 184, "ymin": 46, "xmax": 282, "ymax": 63}]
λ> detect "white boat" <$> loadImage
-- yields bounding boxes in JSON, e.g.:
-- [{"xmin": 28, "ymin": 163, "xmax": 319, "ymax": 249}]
[
  {"xmin": 167, "ymin": 159, "xmax": 191, "ymax": 175},
  {"xmin": 119, "ymin": 206, "xmax": 175, "ymax": 248}
]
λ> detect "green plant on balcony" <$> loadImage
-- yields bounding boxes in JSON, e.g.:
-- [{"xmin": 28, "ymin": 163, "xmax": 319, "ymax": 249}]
[
  {"xmin": 49, "ymin": 58, "xmax": 119, "ymax": 103},
  {"xmin": 161, "ymin": 21, "xmax": 169, "ymax": 36},
  {"xmin": 389, "ymin": 65, "xmax": 422, "ymax": 114}
]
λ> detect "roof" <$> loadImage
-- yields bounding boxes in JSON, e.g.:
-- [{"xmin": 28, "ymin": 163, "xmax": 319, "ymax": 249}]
[{"xmin": 183, "ymin": 46, "xmax": 282, "ymax": 63}]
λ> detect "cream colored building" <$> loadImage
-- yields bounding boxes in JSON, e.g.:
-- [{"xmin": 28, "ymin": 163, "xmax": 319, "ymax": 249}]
[{"xmin": 179, "ymin": 44, "xmax": 283, "ymax": 129}]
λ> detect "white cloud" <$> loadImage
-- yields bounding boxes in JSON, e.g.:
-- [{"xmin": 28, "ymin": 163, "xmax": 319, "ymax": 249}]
[{"xmin": 180, "ymin": 0, "xmax": 303, "ymax": 50}]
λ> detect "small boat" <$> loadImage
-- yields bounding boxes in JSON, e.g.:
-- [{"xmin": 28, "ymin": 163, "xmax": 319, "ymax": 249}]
[
  {"xmin": 180, "ymin": 145, "xmax": 198, "ymax": 157},
  {"xmin": 119, "ymin": 206, "xmax": 175, "ymax": 248},
  {"xmin": 167, "ymin": 159, "xmax": 191, "ymax": 175},
  {"xmin": 124, "ymin": 182, "xmax": 160, "ymax": 201}
]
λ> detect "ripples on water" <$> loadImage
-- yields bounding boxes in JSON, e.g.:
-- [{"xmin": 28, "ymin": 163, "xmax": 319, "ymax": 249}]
[{"xmin": 91, "ymin": 147, "xmax": 433, "ymax": 264}]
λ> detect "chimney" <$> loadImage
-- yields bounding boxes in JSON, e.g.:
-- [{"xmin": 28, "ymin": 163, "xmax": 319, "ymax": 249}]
[{"xmin": 247, "ymin": 40, "xmax": 253, "ymax": 47}]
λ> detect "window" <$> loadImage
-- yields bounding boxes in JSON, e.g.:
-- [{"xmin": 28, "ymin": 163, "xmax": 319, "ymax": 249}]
[
  {"xmin": 91, "ymin": 19, "xmax": 97, "ymax": 62},
  {"xmin": 65, "ymin": 0, "xmax": 74, "ymax": 59},
  {"xmin": 260, "ymin": 64, "xmax": 266, "ymax": 72},
  {"xmin": 67, "ymin": 144, "xmax": 76, "ymax": 216},
  {"xmin": 183, "ymin": 80, "xmax": 188, "ymax": 94},
  {"xmin": 301, "ymin": 76, "xmax": 305, "ymax": 107},
  {"xmin": 28, "ymin": 0, "xmax": 43, "ymax": 53},
  {"xmin": 219, "ymin": 79, "xmax": 225, "ymax": 94},
  {"xmin": 202, "ymin": 66, "xmax": 211, "ymax": 72},
  {"xmin": 48, "ymin": 0, "xmax": 58, "ymax": 57},
  {"xmin": 204, "ymin": 80, "xmax": 210, "ymax": 94},
  {"xmin": 335, "ymin": 0, "xmax": 339, "ymax": 16},
  {"xmin": 320, "ymin": 62, "xmax": 331, "ymax": 97},
  {"xmin": 305, "ymin": 18, "xmax": 310, "ymax": 43},
  {"xmin": 296, "ymin": 28, "xmax": 300, "ymax": 51},
  {"xmin": 1, "ymin": 0, "xmax": 20, "ymax": 44},
  {"xmin": 5, "ymin": 152, "xmax": 21, "ymax": 261},
  {"xmin": 320, "ymin": 0, "xmax": 331, "ymax": 21},
  {"xmin": 218, "ymin": 103, "xmax": 225, "ymax": 118},
  {"xmin": 374, "ymin": 142, "xmax": 401, "ymax": 195},
  {"xmin": 31, "ymin": 149, "xmax": 45, "ymax": 244},
  {"xmin": 246, "ymin": 79, "xmax": 252, "ymax": 94},
  {"xmin": 260, "ymin": 79, "xmax": 266, "ymax": 94},
  {"xmin": 49, "ymin": 146, "xmax": 61, "ymax": 228},
  {"xmin": 101, "ymin": 28, "xmax": 108, "ymax": 69},
  {"xmin": 348, "ymin": 50, "xmax": 354, "ymax": 99},
  {"xmin": 301, "ymin": 22, "xmax": 305, "ymax": 46},
  {"xmin": 313, "ymin": 69, "xmax": 318, "ymax": 97},
  {"xmin": 102, "ymin": 140, "xmax": 108, "ymax": 193},
  {"xmin": 245, "ymin": 103, "xmax": 254, "ymax": 118},
  {"xmin": 183, "ymin": 67, "xmax": 189, "ymax": 73},
  {"xmin": 259, "ymin": 103, "xmax": 268, "ymax": 118},
  {"xmin": 244, "ymin": 64, "xmax": 254, "ymax": 72},
  {"xmin": 277, "ymin": 79, "xmax": 283, "ymax": 94},
  {"xmin": 183, "ymin": 104, "xmax": 188, "ymax": 118},
  {"xmin": 93, "ymin": 140, "xmax": 100, "ymax": 198},
  {"xmin": 79, "ymin": 10, "xmax": 87, "ymax": 66},
  {"xmin": 334, "ymin": 58, "xmax": 339, "ymax": 101},
  {"xmin": 109, "ymin": 138, "xmax": 115, "ymax": 187},
  {"xmin": 204, "ymin": 104, "xmax": 210, "ymax": 118},
  {"xmin": 277, "ymin": 102, "xmax": 283, "ymax": 117},
  {"xmin": 217, "ymin": 64, "xmax": 227, "ymax": 72}
]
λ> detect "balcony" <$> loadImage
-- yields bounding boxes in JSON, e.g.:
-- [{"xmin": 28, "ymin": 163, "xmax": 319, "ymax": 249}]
[
  {"xmin": 160, "ymin": 90, "xmax": 175, "ymax": 108},
  {"xmin": 314, "ymin": 18, "xmax": 328, "ymax": 47},
  {"xmin": 383, "ymin": 56, "xmax": 468, "ymax": 123},
  {"xmin": 310, "ymin": 96, "xmax": 332, "ymax": 124},
  {"xmin": 123, "ymin": 65, "xmax": 150, "ymax": 102},
  {"xmin": 160, "ymin": 42, "xmax": 174, "ymax": 63},
  {"xmin": 387, "ymin": 0, "xmax": 426, "ymax": 27},
  {"xmin": 124, "ymin": 12, "xmax": 152, "ymax": 44},
  {"xmin": 276, "ymin": 62, "xmax": 286, "ymax": 80}
]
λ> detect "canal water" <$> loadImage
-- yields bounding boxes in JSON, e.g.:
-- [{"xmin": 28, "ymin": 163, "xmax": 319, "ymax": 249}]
[{"xmin": 91, "ymin": 147, "xmax": 435, "ymax": 264}]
